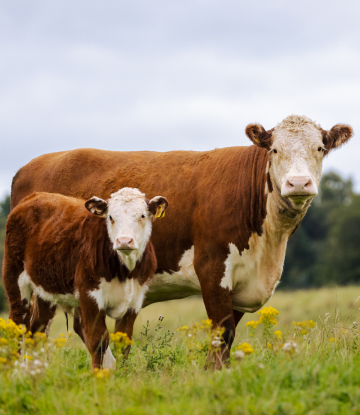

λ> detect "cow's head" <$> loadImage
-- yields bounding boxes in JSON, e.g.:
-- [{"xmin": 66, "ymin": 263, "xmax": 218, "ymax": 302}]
[
  {"xmin": 246, "ymin": 115, "xmax": 353, "ymax": 210},
  {"xmin": 85, "ymin": 188, "xmax": 168, "ymax": 270}
]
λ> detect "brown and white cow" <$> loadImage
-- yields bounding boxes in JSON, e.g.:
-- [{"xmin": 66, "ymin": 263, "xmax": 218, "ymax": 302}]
[
  {"xmin": 10, "ymin": 115, "xmax": 353, "ymax": 368},
  {"xmin": 2, "ymin": 188, "xmax": 168, "ymax": 369}
]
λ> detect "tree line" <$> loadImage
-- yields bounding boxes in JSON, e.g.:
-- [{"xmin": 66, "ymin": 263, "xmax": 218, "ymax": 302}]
[{"xmin": 1, "ymin": 172, "xmax": 360, "ymax": 311}]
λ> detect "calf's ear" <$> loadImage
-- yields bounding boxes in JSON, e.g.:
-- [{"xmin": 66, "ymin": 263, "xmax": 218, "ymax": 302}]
[
  {"xmin": 245, "ymin": 124, "xmax": 273, "ymax": 150},
  {"xmin": 85, "ymin": 197, "xmax": 108, "ymax": 217},
  {"xmin": 321, "ymin": 124, "xmax": 353, "ymax": 156},
  {"xmin": 147, "ymin": 196, "xmax": 169, "ymax": 220}
]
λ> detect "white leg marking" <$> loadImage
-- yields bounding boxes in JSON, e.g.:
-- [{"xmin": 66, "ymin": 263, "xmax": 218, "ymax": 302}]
[{"xmin": 102, "ymin": 347, "xmax": 116, "ymax": 370}]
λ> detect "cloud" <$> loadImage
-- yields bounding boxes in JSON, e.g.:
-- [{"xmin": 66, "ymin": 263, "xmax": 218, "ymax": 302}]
[{"xmin": 0, "ymin": 0, "xmax": 359, "ymax": 196}]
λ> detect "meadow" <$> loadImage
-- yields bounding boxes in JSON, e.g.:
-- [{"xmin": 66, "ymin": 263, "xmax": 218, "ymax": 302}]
[{"xmin": 1, "ymin": 286, "xmax": 360, "ymax": 415}]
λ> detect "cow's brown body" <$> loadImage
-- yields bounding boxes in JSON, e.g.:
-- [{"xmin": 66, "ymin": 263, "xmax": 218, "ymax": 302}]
[{"xmin": 3, "ymin": 192, "xmax": 156, "ymax": 369}]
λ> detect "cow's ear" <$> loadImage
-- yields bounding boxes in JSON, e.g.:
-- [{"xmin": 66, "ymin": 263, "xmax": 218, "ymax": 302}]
[
  {"xmin": 147, "ymin": 196, "xmax": 169, "ymax": 220},
  {"xmin": 321, "ymin": 124, "xmax": 353, "ymax": 156},
  {"xmin": 85, "ymin": 197, "xmax": 108, "ymax": 217},
  {"xmin": 245, "ymin": 124, "xmax": 273, "ymax": 150}
]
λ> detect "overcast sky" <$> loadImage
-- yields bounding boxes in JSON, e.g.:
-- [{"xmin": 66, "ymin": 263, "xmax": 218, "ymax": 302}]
[{"xmin": 0, "ymin": 0, "xmax": 359, "ymax": 198}]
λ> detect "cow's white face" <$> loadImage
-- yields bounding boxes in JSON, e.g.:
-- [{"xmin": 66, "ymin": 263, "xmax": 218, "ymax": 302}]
[
  {"xmin": 85, "ymin": 188, "xmax": 168, "ymax": 271},
  {"xmin": 246, "ymin": 115, "xmax": 353, "ymax": 211}
]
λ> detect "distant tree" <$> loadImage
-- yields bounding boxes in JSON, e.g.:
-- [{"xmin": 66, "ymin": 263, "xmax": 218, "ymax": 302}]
[{"xmin": 0, "ymin": 195, "xmax": 10, "ymax": 217}]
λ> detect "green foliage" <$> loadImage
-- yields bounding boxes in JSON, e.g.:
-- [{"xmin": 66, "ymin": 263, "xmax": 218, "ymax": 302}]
[
  {"xmin": 2, "ymin": 296, "xmax": 360, "ymax": 414},
  {"xmin": 139, "ymin": 317, "xmax": 177, "ymax": 370},
  {"xmin": 0, "ymin": 195, "xmax": 10, "ymax": 218}
]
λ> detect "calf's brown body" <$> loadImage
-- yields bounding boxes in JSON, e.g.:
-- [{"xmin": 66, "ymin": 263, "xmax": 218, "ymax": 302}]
[{"xmin": 3, "ymin": 192, "xmax": 156, "ymax": 369}]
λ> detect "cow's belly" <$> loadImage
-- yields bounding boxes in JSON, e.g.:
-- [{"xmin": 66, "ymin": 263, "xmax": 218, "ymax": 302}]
[
  {"xmin": 145, "ymin": 246, "xmax": 202, "ymax": 305},
  {"xmin": 89, "ymin": 277, "xmax": 148, "ymax": 319},
  {"xmin": 145, "ymin": 235, "xmax": 285, "ymax": 312}
]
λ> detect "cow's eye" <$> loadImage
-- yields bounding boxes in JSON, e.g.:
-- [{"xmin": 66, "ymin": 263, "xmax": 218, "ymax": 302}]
[
  {"xmin": 109, "ymin": 215, "xmax": 114, "ymax": 224},
  {"xmin": 273, "ymin": 149, "xmax": 277, "ymax": 154},
  {"xmin": 318, "ymin": 147, "xmax": 322, "ymax": 152},
  {"xmin": 141, "ymin": 214, "xmax": 146, "ymax": 219}
]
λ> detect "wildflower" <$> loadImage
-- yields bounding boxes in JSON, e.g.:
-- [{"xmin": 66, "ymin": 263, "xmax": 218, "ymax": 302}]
[
  {"xmin": 0, "ymin": 357, "xmax": 7, "ymax": 364},
  {"xmin": 258, "ymin": 307, "xmax": 279, "ymax": 326},
  {"xmin": 329, "ymin": 337, "xmax": 335, "ymax": 342},
  {"xmin": 24, "ymin": 355, "xmax": 33, "ymax": 360},
  {"xmin": 292, "ymin": 320, "xmax": 316, "ymax": 335},
  {"xmin": 353, "ymin": 322, "xmax": 358, "ymax": 328},
  {"xmin": 245, "ymin": 320, "xmax": 260, "ymax": 329},
  {"xmin": 25, "ymin": 338, "xmax": 35, "ymax": 345},
  {"xmin": 202, "ymin": 319, "xmax": 213, "ymax": 328},
  {"xmin": 267, "ymin": 342, "xmax": 272, "ymax": 349},
  {"xmin": 0, "ymin": 338, "xmax": 8, "ymax": 345},
  {"xmin": 234, "ymin": 350, "xmax": 245, "ymax": 360},
  {"xmin": 54, "ymin": 337, "xmax": 67, "ymax": 347},
  {"xmin": 283, "ymin": 341, "xmax": 298, "ymax": 354},
  {"xmin": 236, "ymin": 342, "xmax": 254, "ymax": 355},
  {"xmin": 274, "ymin": 330, "xmax": 282, "ymax": 339},
  {"xmin": 177, "ymin": 325, "xmax": 189, "ymax": 331},
  {"xmin": 211, "ymin": 337, "xmax": 222, "ymax": 348}
]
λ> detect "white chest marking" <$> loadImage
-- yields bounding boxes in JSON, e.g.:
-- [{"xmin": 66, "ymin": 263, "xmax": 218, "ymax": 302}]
[
  {"xmin": 88, "ymin": 277, "xmax": 148, "ymax": 319},
  {"xmin": 221, "ymin": 230, "xmax": 288, "ymax": 313}
]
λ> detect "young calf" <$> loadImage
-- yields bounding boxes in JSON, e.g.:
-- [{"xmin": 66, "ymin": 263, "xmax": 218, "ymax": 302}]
[{"xmin": 2, "ymin": 188, "xmax": 168, "ymax": 369}]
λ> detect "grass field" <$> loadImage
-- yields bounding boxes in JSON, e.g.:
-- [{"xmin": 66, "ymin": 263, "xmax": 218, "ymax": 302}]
[{"xmin": 2, "ymin": 285, "xmax": 360, "ymax": 415}]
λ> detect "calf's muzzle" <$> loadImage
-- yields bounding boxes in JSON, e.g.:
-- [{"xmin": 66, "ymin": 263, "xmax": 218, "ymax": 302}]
[{"xmin": 115, "ymin": 236, "xmax": 137, "ymax": 251}]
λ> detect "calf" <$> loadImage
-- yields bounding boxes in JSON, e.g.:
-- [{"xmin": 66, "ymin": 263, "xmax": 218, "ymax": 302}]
[{"xmin": 2, "ymin": 188, "xmax": 168, "ymax": 369}]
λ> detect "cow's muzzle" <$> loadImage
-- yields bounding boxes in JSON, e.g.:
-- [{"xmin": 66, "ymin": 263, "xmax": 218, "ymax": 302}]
[{"xmin": 281, "ymin": 176, "xmax": 318, "ymax": 207}]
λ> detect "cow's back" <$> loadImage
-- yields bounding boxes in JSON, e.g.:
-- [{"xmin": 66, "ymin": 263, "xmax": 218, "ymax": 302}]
[{"xmin": 11, "ymin": 146, "xmax": 269, "ymax": 272}]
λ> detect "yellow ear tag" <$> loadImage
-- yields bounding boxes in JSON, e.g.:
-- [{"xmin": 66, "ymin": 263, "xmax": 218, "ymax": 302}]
[
  {"xmin": 155, "ymin": 205, "xmax": 165, "ymax": 219},
  {"xmin": 255, "ymin": 137, "xmax": 260, "ymax": 143}
]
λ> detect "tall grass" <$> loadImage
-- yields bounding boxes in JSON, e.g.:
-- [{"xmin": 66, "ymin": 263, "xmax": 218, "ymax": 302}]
[{"xmin": 1, "ymin": 286, "xmax": 360, "ymax": 415}]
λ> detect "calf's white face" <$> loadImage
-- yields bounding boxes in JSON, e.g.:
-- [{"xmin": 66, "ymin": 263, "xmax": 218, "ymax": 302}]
[
  {"xmin": 246, "ymin": 115, "xmax": 353, "ymax": 210},
  {"xmin": 85, "ymin": 188, "xmax": 168, "ymax": 270}
]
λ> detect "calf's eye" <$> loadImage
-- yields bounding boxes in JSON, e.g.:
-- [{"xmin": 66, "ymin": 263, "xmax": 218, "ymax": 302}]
[
  {"xmin": 318, "ymin": 147, "xmax": 322, "ymax": 152},
  {"xmin": 141, "ymin": 215, "xmax": 146, "ymax": 219},
  {"xmin": 273, "ymin": 149, "xmax": 277, "ymax": 154},
  {"xmin": 109, "ymin": 215, "xmax": 114, "ymax": 224}
]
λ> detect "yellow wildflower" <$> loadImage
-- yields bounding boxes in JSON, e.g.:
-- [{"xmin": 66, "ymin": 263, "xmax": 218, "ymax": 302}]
[
  {"xmin": 274, "ymin": 330, "xmax": 282, "ymax": 339},
  {"xmin": 235, "ymin": 342, "xmax": 254, "ymax": 355},
  {"xmin": 0, "ymin": 357, "xmax": 7, "ymax": 364},
  {"xmin": 329, "ymin": 337, "xmax": 335, "ymax": 342},
  {"xmin": 245, "ymin": 320, "xmax": 260, "ymax": 329},
  {"xmin": 0, "ymin": 338, "xmax": 8, "ymax": 345},
  {"xmin": 24, "ymin": 354, "xmax": 33, "ymax": 360},
  {"xmin": 258, "ymin": 307, "xmax": 279, "ymax": 326}
]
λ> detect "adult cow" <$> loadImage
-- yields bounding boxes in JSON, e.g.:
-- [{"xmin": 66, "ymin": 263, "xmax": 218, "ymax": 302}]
[{"xmin": 10, "ymin": 115, "xmax": 353, "ymax": 368}]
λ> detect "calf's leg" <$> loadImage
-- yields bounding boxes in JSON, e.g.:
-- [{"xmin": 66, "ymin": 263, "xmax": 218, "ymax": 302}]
[
  {"xmin": 2, "ymin": 247, "xmax": 31, "ymax": 328},
  {"xmin": 114, "ymin": 308, "xmax": 138, "ymax": 359},
  {"xmin": 79, "ymin": 292, "xmax": 110, "ymax": 370},
  {"xmin": 30, "ymin": 295, "xmax": 57, "ymax": 335}
]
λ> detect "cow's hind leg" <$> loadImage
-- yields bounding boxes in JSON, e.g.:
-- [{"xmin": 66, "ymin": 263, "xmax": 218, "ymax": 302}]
[{"xmin": 30, "ymin": 295, "xmax": 57, "ymax": 335}]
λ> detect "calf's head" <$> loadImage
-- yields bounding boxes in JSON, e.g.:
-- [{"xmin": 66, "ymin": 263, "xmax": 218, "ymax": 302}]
[
  {"xmin": 85, "ymin": 188, "xmax": 168, "ymax": 269},
  {"xmin": 246, "ymin": 115, "xmax": 353, "ymax": 210}
]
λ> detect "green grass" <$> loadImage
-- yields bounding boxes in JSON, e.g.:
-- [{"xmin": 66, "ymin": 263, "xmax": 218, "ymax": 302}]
[{"xmin": 2, "ymin": 285, "xmax": 360, "ymax": 415}]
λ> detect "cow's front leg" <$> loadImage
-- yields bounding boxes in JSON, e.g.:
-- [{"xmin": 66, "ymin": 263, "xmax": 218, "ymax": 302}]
[
  {"xmin": 79, "ymin": 292, "xmax": 109, "ymax": 371},
  {"xmin": 114, "ymin": 308, "xmax": 137, "ymax": 359},
  {"xmin": 194, "ymin": 249, "xmax": 235, "ymax": 370}
]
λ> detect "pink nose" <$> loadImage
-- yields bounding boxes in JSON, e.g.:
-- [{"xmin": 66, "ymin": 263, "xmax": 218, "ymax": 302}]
[
  {"xmin": 115, "ymin": 237, "xmax": 135, "ymax": 250},
  {"xmin": 282, "ymin": 176, "xmax": 317, "ymax": 197}
]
